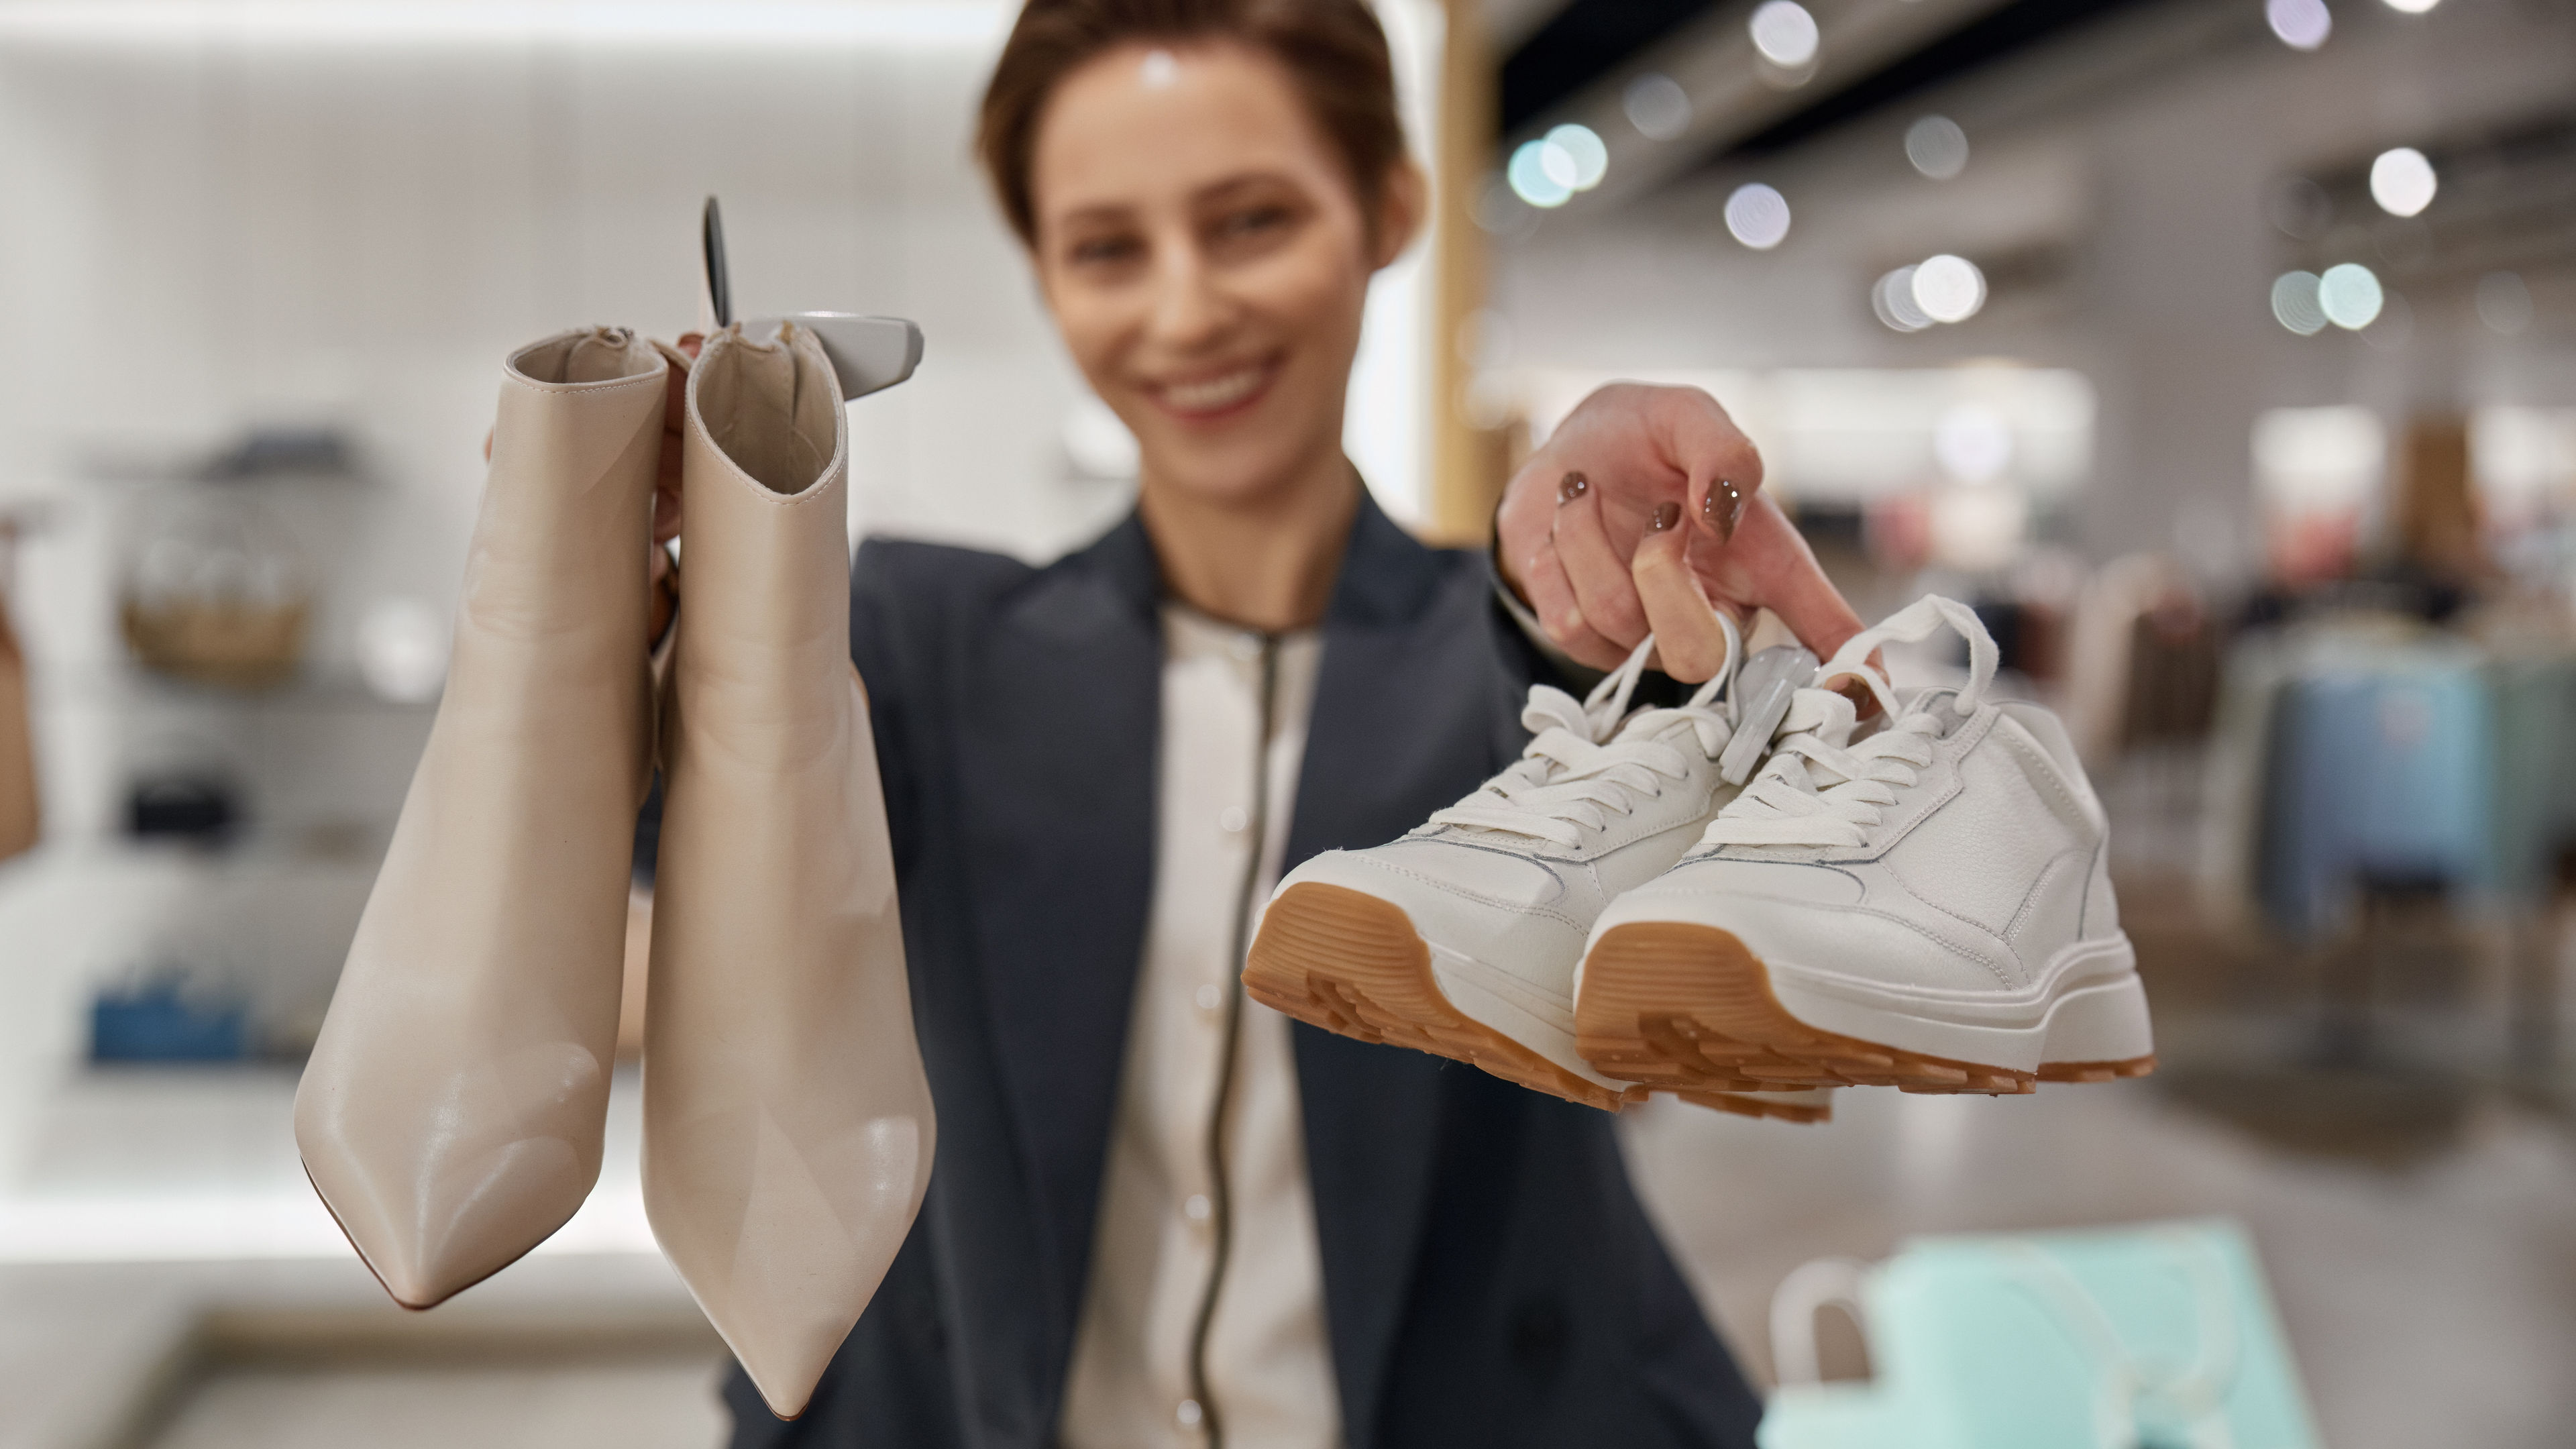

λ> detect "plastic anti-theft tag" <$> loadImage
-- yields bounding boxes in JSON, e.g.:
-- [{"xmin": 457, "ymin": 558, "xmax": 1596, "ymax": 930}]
[{"xmin": 1719, "ymin": 645, "xmax": 1819, "ymax": 786}]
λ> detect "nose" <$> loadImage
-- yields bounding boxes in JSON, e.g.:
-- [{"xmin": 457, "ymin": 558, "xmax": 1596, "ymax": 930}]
[{"xmin": 1145, "ymin": 235, "xmax": 1233, "ymax": 356}]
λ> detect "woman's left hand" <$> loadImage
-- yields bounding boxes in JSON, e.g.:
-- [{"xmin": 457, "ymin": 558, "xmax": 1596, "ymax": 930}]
[{"xmin": 1494, "ymin": 382, "xmax": 1864, "ymax": 681}]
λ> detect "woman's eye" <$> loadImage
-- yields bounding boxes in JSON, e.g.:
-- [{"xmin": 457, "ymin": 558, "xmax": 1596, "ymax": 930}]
[
  {"xmin": 1069, "ymin": 235, "xmax": 1142, "ymax": 266},
  {"xmin": 1220, "ymin": 206, "xmax": 1289, "ymax": 239}
]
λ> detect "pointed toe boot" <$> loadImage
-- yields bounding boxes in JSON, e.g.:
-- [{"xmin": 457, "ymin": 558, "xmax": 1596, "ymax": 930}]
[
  {"xmin": 645, "ymin": 320, "xmax": 934, "ymax": 1419},
  {"xmin": 294, "ymin": 327, "xmax": 666, "ymax": 1308}
]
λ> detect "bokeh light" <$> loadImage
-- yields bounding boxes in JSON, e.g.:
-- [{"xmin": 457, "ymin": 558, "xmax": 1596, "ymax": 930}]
[
  {"xmin": 1624, "ymin": 73, "xmax": 1691, "ymax": 140},
  {"xmin": 1750, "ymin": 1, "xmax": 1820, "ymax": 68},
  {"xmin": 1874, "ymin": 266, "xmax": 1932, "ymax": 331},
  {"xmin": 1724, "ymin": 183, "xmax": 1792, "ymax": 250},
  {"xmin": 1507, "ymin": 140, "xmax": 1572, "ymax": 208},
  {"xmin": 1912, "ymin": 254, "xmax": 1986, "ymax": 323},
  {"xmin": 2477, "ymin": 271, "xmax": 2534, "ymax": 335},
  {"xmin": 1905, "ymin": 116, "xmax": 1969, "ymax": 180},
  {"xmin": 2383, "ymin": 0, "xmax": 2437, "ymax": 12},
  {"xmin": 2266, "ymin": 0, "xmax": 2331, "ymax": 49},
  {"xmin": 2318, "ymin": 262, "xmax": 2383, "ymax": 329},
  {"xmin": 2271, "ymin": 271, "xmax": 2327, "ymax": 335},
  {"xmin": 2369, "ymin": 147, "xmax": 2436, "ymax": 217},
  {"xmin": 1546, "ymin": 123, "xmax": 1609, "ymax": 191}
]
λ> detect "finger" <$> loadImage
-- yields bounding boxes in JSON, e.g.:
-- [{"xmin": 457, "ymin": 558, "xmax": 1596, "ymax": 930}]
[
  {"xmin": 1553, "ymin": 486, "xmax": 1650, "ymax": 647},
  {"xmin": 1726, "ymin": 493, "xmax": 1865, "ymax": 659},
  {"xmin": 1632, "ymin": 522, "xmax": 1733, "ymax": 683},
  {"xmin": 1656, "ymin": 392, "xmax": 1764, "ymax": 541},
  {"xmin": 1518, "ymin": 540, "xmax": 1629, "ymax": 671}
]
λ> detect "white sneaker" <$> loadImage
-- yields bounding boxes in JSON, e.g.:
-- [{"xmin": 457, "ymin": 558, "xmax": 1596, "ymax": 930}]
[
  {"xmin": 1247, "ymin": 622, "xmax": 1835, "ymax": 1123},
  {"xmin": 1576, "ymin": 596, "xmax": 2155, "ymax": 1097}
]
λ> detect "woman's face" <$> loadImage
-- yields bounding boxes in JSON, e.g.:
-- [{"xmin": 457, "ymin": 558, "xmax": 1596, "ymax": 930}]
[{"xmin": 1029, "ymin": 41, "xmax": 1411, "ymax": 508}]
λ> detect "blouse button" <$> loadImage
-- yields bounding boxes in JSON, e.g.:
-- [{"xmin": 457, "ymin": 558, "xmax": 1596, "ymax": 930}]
[{"xmin": 1218, "ymin": 806, "xmax": 1248, "ymax": 834}]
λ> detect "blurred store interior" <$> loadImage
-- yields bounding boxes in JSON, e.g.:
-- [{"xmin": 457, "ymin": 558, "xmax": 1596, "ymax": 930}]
[{"xmin": 0, "ymin": 0, "xmax": 2572, "ymax": 1444}]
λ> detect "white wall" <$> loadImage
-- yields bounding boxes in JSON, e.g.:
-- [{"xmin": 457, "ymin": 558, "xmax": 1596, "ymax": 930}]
[{"xmin": 0, "ymin": 0, "xmax": 1435, "ymax": 849}]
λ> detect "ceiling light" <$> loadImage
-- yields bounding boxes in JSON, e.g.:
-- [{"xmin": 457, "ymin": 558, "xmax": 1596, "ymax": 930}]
[
  {"xmin": 2271, "ymin": 272, "xmax": 2327, "ymax": 335},
  {"xmin": 1749, "ymin": 1, "xmax": 1819, "ymax": 68},
  {"xmin": 1874, "ymin": 268, "xmax": 1932, "ymax": 332},
  {"xmin": 1904, "ymin": 116, "xmax": 1968, "ymax": 180},
  {"xmin": 1911, "ymin": 254, "xmax": 1986, "ymax": 323},
  {"xmin": 1506, "ymin": 141, "xmax": 1572, "ymax": 208},
  {"xmin": 1724, "ymin": 184, "xmax": 1791, "ymax": 250},
  {"xmin": 1623, "ymin": 73, "xmax": 1690, "ymax": 141},
  {"xmin": 2266, "ymin": 0, "xmax": 2331, "ymax": 50},
  {"xmin": 2368, "ymin": 147, "xmax": 2436, "ymax": 217},
  {"xmin": 1546, "ymin": 124, "xmax": 1609, "ymax": 191},
  {"xmin": 2318, "ymin": 262, "xmax": 2383, "ymax": 329}
]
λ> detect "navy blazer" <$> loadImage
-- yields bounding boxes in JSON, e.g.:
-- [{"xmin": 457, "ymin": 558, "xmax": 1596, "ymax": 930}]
[{"xmin": 722, "ymin": 494, "xmax": 1762, "ymax": 1448}]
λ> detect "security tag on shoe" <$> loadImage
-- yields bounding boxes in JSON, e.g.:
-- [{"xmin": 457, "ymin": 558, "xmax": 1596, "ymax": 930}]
[
  {"xmin": 755, "ymin": 313, "xmax": 924, "ymax": 401},
  {"xmin": 1719, "ymin": 644, "xmax": 1818, "ymax": 786},
  {"xmin": 706, "ymin": 195, "xmax": 924, "ymax": 402}
]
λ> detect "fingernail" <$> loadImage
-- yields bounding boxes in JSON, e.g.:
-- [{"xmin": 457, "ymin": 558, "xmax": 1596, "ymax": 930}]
[
  {"xmin": 1558, "ymin": 471, "xmax": 1589, "ymax": 504},
  {"xmin": 1703, "ymin": 478, "xmax": 1745, "ymax": 541},
  {"xmin": 1650, "ymin": 501, "xmax": 1681, "ymax": 533}
]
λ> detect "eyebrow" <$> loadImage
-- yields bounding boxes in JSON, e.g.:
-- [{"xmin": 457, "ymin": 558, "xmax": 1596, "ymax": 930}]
[{"xmin": 1049, "ymin": 170, "xmax": 1306, "ymax": 232}]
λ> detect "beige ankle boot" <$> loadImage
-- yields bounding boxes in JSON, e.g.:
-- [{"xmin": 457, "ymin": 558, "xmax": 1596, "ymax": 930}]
[
  {"xmin": 295, "ymin": 327, "xmax": 665, "ymax": 1308},
  {"xmin": 645, "ymin": 320, "xmax": 933, "ymax": 1419}
]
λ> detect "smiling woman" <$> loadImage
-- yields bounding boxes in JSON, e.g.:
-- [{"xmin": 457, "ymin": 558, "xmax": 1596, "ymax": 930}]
[{"xmin": 702, "ymin": 1, "xmax": 1858, "ymax": 1445}]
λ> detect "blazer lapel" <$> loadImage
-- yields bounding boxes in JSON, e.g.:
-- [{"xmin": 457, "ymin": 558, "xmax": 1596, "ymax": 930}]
[
  {"xmin": 953, "ymin": 514, "xmax": 1164, "ymax": 1375},
  {"xmin": 1285, "ymin": 496, "xmax": 1488, "ymax": 1449}
]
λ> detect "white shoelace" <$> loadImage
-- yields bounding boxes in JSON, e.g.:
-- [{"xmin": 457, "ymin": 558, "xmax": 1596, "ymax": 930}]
[
  {"xmin": 1700, "ymin": 595, "xmax": 1998, "ymax": 851},
  {"xmin": 1428, "ymin": 618, "xmax": 1743, "ymax": 850}
]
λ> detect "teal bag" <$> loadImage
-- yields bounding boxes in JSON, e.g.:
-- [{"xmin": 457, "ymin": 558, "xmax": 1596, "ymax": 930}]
[{"xmin": 1760, "ymin": 1219, "xmax": 2320, "ymax": 1449}]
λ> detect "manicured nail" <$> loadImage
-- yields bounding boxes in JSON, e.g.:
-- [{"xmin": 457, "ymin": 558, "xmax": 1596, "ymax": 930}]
[
  {"xmin": 1650, "ymin": 501, "xmax": 1681, "ymax": 533},
  {"xmin": 1558, "ymin": 470, "xmax": 1589, "ymax": 504},
  {"xmin": 1703, "ymin": 478, "xmax": 1745, "ymax": 541}
]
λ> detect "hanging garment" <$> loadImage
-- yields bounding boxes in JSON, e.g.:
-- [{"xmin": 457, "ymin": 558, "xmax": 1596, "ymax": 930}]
[
  {"xmin": 295, "ymin": 327, "xmax": 666, "ymax": 1307},
  {"xmin": 645, "ymin": 319, "xmax": 934, "ymax": 1419}
]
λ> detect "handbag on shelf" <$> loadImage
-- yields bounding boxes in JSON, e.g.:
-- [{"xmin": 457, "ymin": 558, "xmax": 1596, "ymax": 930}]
[{"xmin": 1761, "ymin": 1219, "xmax": 2322, "ymax": 1449}]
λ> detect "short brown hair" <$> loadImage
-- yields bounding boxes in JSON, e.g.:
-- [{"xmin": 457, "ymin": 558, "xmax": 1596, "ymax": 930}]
[{"xmin": 976, "ymin": 0, "xmax": 1408, "ymax": 247}]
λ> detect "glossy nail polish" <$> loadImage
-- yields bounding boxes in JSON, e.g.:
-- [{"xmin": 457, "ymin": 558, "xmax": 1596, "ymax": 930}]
[
  {"xmin": 1558, "ymin": 470, "xmax": 1589, "ymax": 504},
  {"xmin": 1704, "ymin": 479, "xmax": 1745, "ymax": 541},
  {"xmin": 1650, "ymin": 501, "xmax": 1681, "ymax": 533}
]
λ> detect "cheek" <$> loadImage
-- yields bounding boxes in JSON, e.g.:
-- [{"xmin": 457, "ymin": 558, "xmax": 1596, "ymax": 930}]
[
  {"xmin": 1044, "ymin": 282, "xmax": 1133, "ymax": 389},
  {"xmin": 1256, "ymin": 233, "xmax": 1373, "ymax": 363}
]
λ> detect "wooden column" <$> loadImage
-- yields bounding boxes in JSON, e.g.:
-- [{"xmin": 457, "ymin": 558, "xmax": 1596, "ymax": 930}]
[{"xmin": 1426, "ymin": 0, "xmax": 1504, "ymax": 545}]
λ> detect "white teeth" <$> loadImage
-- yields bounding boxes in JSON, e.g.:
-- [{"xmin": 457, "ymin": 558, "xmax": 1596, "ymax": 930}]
[{"xmin": 1163, "ymin": 366, "xmax": 1267, "ymax": 413}]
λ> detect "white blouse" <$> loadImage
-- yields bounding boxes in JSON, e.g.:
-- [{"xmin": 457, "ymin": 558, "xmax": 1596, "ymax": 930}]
[{"xmin": 1058, "ymin": 605, "xmax": 1341, "ymax": 1449}]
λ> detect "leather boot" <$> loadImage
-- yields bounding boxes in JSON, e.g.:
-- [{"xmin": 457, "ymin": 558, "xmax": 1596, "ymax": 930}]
[
  {"xmin": 295, "ymin": 327, "xmax": 665, "ymax": 1308},
  {"xmin": 645, "ymin": 319, "xmax": 933, "ymax": 1419}
]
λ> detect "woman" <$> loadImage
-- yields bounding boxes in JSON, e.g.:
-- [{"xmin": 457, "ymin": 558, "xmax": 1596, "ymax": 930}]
[{"xmin": 678, "ymin": 1, "xmax": 1867, "ymax": 1444}]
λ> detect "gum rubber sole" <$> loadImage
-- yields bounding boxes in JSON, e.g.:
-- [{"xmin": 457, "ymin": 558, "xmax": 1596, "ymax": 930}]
[
  {"xmin": 1246, "ymin": 883, "xmax": 1633, "ymax": 1112},
  {"xmin": 1575, "ymin": 922, "xmax": 2155, "ymax": 1096}
]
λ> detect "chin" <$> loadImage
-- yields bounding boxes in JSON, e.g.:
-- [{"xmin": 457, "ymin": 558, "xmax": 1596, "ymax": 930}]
[{"xmin": 1142, "ymin": 428, "xmax": 1320, "ymax": 508}]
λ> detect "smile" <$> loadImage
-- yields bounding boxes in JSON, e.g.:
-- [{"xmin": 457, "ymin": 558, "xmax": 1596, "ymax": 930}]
[{"xmin": 1150, "ymin": 359, "xmax": 1278, "ymax": 420}]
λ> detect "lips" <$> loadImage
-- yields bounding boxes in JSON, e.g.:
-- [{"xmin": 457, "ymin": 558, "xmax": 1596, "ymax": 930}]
[{"xmin": 1147, "ymin": 358, "xmax": 1278, "ymax": 420}]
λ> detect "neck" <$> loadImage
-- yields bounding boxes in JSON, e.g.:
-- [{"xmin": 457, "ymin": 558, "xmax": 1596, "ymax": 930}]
[{"xmin": 1136, "ymin": 450, "xmax": 1360, "ymax": 634}]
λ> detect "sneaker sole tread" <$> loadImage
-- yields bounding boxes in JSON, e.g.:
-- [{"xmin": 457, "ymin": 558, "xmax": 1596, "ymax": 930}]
[{"xmin": 1575, "ymin": 922, "xmax": 2155, "ymax": 1095}]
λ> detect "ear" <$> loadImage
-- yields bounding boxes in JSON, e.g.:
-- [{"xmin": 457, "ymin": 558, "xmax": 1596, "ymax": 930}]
[{"xmin": 1369, "ymin": 157, "xmax": 1427, "ymax": 270}]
